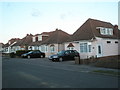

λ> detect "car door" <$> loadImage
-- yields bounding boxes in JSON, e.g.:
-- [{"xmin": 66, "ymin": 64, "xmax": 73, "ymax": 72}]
[
  {"xmin": 32, "ymin": 51, "xmax": 37, "ymax": 58},
  {"xmin": 64, "ymin": 51, "xmax": 71, "ymax": 60},
  {"xmin": 70, "ymin": 50, "xmax": 76, "ymax": 60},
  {"xmin": 35, "ymin": 51, "xmax": 41, "ymax": 58}
]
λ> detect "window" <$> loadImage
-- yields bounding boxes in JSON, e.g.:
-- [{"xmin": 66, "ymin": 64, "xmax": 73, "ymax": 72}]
[
  {"xmin": 50, "ymin": 46, "xmax": 55, "ymax": 52},
  {"xmin": 38, "ymin": 35, "xmax": 42, "ymax": 41},
  {"xmin": 98, "ymin": 45, "xmax": 101, "ymax": 54},
  {"xmin": 34, "ymin": 46, "xmax": 39, "ymax": 50},
  {"xmin": 88, "ymin": 45, "xmax": 91, "ymax": 52},
  {"xmin": 41, "ymin": 46, "xmax": 45, "ymax": 52},
  {"xmin": 80, "ymin": 43, "xmax": 87, "ymax": 53},
  {"xmin": 50, "ymin": 44, "xmax": 55, "ymax": 52},
  {"xmin": 100, "ymin": 28, "xmax": 106, "ymax": 35},
  {"xmin": 115, "ymin": 41, "xmax": 118, "ymax": 43},
  {"xmin": 99, "ymin": 27, "xmax": 113, "ymax": 35},
  {"xmin": 32, "ymin": 37, "xmax": 36, "ymax": 42},
  {"xmin": 107, "ymin": 41, "xmax": 111, "ymax": 43},
  {"xmin": 68, "ymin": 47, "xmax": 74, "ymax": 50},
  {"xmin": 109, "ymin": 28, "xmax": 113, "ymax": 35},
  {"xmin": 45, "ymin": 46, "xmax": 48, "ymax": 52},
  {"xmin": 35, "ymin": 37, "xmax": 38, "ymax": 41}
]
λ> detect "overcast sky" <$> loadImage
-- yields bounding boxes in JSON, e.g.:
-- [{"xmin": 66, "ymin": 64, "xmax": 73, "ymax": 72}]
[{"xmin": 0, "ymin": 0, "xmax": 119, "ymax": 44}]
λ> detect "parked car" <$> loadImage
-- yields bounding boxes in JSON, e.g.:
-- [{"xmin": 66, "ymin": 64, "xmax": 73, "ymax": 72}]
[
  {"xmin": 49, "ymin": 50, "xmax": 80, "ymax": 62},
  {"xmin": 21, "ymin": 50, "xmax": 45, "ymax": 58}
]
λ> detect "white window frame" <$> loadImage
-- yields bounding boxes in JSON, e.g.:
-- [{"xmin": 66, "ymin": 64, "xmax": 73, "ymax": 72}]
[
  {"xmin": 68, "ymin": 47, "xmax": 74, "ymax": 50},
  {"xmin": 109, "ymin": 28, "xmax": 113, "ymax": 35},
  {"xmin": 100, "ymin": 27, "xmax": 113, "ymax": 35},
  {"xmin": 88, "ymin": 45, "xmax": 91, "ymax": 52},
  {"xmin": 45, "ymin": 45, "xmax": 48, "ymax": 52},
  {"xmin": 50, "ymin": 46, "xmax": 55, "ymax": 53},
  {"xmin": 80, "ymin": 42, "xmax": 92, "ymax": 53},
  {"xmin": 38, "ymin": 35, "xmax": 42, "ymax": 41},
  {"xmin": 41, "ymin": 45, "xmax": 45, "ymax": 52},
  {"xmin": 80, "ymin": 43, "xmax": 87, "ymax": 53}
]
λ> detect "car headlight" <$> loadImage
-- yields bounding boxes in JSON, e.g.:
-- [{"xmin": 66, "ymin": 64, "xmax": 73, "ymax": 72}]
[
  {"xmin": 23, "ymin": 54, "xmax": 27, "ymax": 56},
  {"xmin": 49, "ymin": 56, "xmax": 51, "ymax": 58}
]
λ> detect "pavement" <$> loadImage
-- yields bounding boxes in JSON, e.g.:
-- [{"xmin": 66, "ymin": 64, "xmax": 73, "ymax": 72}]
[{"xmin": 57, "ymin": 60, "xmax": 120, "ymax": 76}]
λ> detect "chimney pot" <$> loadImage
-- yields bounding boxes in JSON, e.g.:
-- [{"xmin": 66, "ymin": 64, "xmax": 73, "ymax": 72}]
[{"xmin": 114, "ymin": 25, "xmax": 118, "ymax": 29}]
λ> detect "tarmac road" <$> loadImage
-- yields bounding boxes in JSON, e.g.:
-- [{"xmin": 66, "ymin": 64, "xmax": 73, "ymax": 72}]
[{"xmin": 2, "ymin": 57, "xmax": 119, "ymax": 88}]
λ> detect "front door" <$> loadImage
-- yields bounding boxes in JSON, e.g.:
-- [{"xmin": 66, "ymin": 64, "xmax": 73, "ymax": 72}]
[{"xmin": 97, "ymin": 44, "xmax": 102, "ymax": 57}]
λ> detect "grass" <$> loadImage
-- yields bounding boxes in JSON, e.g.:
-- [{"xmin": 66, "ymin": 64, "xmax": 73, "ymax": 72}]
[{"xmin": 92, "ymin": 70, "xmax": 120, "ymax": 76}]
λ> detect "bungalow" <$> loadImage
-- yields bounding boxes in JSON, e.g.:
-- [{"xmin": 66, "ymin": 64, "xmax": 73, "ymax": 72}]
[
  {"xmin": 27, "ymin": 29, "xmax": 71, "ymax": 57},
  {"xmin": 64, "ymin": 18, "xmax": 120, "ymax": 59},
  {"xmin": 3, "ymin": 38, "xmax": 21, "ymax": 53},
  {"xmin": 29, "ymin": 32, "xmax": 53, "ymax": 51},
  {"xmin": 11, "ymin": 34, "xmax": 33, "ymax": 53},
  {"xmin": 39, "ymin": 29, "xmax": 71, "ymax": 57}
]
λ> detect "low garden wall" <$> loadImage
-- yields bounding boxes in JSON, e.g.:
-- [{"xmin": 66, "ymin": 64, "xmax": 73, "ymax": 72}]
[{"xmin": 80, "ymin": 55, "xmax": 120, "ymax": 69}]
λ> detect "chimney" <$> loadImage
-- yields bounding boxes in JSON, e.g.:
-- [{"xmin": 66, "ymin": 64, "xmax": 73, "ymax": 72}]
[
  {"xmin": 56, "ymin": 28, "xmax": 58, "ymax": 31},
  {"xmin": 114, "ymin": 25, "xmax": 118, "ymax": 29}
]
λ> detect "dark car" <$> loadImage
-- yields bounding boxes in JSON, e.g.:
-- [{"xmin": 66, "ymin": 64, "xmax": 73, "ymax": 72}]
[
  {"xmin": 21, "ymin": 50, "xmax": 45, "ymax": 58},
  {"xmin": 49, "ymin": 50, "xmax": 80, "ymax": 62}
]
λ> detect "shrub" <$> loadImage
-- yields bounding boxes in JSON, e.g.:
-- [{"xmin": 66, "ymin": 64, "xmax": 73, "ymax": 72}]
[{"xmin": 9, "ymin": 52, "xmax": 16, "ymax": 58}]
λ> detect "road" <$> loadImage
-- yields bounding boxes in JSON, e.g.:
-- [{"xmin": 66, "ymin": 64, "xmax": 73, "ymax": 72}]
[{"xmin": 2, "ymin": 57, "xmax": 119, "ymax": 88}]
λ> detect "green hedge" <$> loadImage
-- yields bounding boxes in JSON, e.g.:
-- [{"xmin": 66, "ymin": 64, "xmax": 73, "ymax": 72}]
[{"xmin": 16, "ymin": 50, "xmax": 31, "ymax": 56}]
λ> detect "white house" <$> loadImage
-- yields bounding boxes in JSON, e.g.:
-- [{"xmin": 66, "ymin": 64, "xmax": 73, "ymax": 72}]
[
  {"xmin": 2, "ymin": 38, "xmax": 21, "ymax": 53},
  {"xmin": 64, "ymin": 18, "xmax": 120, "ymax": 59}
]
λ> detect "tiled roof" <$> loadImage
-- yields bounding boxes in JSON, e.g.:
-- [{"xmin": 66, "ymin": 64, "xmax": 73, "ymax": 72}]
[
  {"xmin": 29, "ymin": 41, "xmax": 42, "ymax": 46},
  {"xmin": 67, "ymin": 43, "xmax": 74, "ymax": 47},
  {"xmin": 71, "ymin": 18, "xmax": 120, "ymax": 41},
  {"xmin": 41, "ymin": 31, "xmax": 54, "ymax": 36},
  {"xmin": 41, "ymin": 29, "xmax": 71, "ymax": 44},
  {"xmin": 3, "ymin": 43, "xmax": 9, "ymax": 47},
  {"xmin": 0, "ymin": 43, "xmax": 4, "ymax": 46},
  {"xmin": 30, "ymin": 31, "xmax": 55, "ymax": 46},
  {"xmin": 13, "ymin": 34, "xmax": 33, "ymax": 46}
]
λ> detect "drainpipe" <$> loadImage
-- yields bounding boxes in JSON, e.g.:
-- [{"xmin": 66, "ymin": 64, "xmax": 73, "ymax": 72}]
[{"xmin": 58, "ymin": 44, "xmax": 59, "ymax": 52}]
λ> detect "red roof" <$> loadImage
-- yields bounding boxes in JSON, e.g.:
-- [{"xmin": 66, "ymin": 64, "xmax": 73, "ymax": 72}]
[
  {"xmin": 41, "ymin": 29, "xmax": 71, "ymax": 44},
  {"xmin": 67, "ymin": 43, "xmax": 74, "ymax": 47},
  {"xmin": 71, "ymin": 18, "xmax": 120, "ymax": 41}
]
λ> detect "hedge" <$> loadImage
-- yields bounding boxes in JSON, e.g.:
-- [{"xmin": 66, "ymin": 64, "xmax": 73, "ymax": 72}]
[{"xmin": 9, "ymin": 52, "xmax": 16, "ymax": 58}]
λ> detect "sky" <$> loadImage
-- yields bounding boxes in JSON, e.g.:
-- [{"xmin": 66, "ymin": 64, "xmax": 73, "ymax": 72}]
[{"xmin": 0, "ymin": 0, "xmax": 119, "ymax": 44}]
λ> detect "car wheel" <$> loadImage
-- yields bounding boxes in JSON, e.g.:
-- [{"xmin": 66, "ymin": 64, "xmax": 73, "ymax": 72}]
[
  {"xmin": 52, "ymin": 59, "xmax": 55, "ymax": 62},
  {"xmin": 27, "ymin": 55, "xmax": 30, "ymax": 59},
  {"xmin": 59, "ymin": 57, "xmax": 63, "ymax": 62},
  {"xmin": 41, "ymin": 55, "xmax": 45, "ymax": 58}
]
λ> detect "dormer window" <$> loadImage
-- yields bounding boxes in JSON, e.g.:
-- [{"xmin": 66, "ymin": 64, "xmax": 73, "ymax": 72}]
[{"xmin": 96, "ymin": 27, "xmax": 113, "ymax": 35}]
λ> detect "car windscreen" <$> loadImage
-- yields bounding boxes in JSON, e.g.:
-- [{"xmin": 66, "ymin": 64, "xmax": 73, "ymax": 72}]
[
  {"xmin": 73, "ymin": 50, "xmax": 78, "ymax": 53},
  {"xmin": 28, "ymin": 51, "xmax": 33, "ymax": 54},
  {"xmin": 57, "ymin": 51, "xmax": 64, "ymax": 55}
]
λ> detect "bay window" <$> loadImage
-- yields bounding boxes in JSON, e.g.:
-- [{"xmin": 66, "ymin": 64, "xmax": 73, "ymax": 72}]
[{"xmin": 80, "ymin": 43, "xmax": 91, "ymax": 53}]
